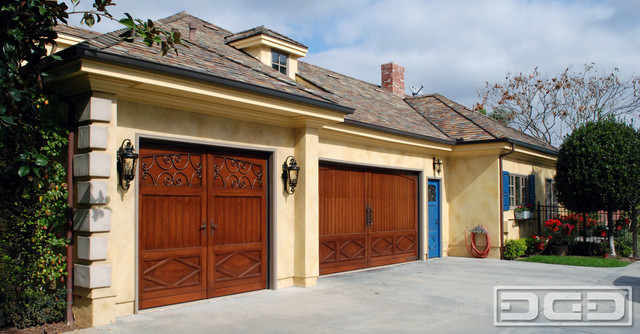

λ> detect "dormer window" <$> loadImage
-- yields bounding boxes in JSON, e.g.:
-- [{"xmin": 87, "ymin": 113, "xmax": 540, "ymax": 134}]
[{"xmin": 271, "ymin": 50, "xmax": 288, "ymax": 75}]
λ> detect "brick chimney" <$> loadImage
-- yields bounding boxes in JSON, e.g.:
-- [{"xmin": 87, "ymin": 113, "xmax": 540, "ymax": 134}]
[{"xmin": 381, "ymin": 62, "xmax": 405, "ymax": 97}]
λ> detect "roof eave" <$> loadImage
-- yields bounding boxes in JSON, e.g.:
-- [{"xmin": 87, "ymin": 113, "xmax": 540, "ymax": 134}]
[
  {"xmin": 52, "ymin": 45, "xmax": 354, "ymax": 115},
  {"xmin": 344, "ymin": 119, "xmax": 455, "ymax": 145},
  {"xmin": 455, "ymin": 137, "xmax": 558, "ymax": 156}
]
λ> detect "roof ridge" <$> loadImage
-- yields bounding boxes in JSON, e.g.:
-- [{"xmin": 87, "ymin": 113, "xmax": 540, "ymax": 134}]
[
  {"xmin": 436, "ymin": 94, "xmax": 552, "ymax": 146},
  {"xmin": 402, "ymin": 98, "xmax": 453, "ymax": 141},
  {"xmin": 299, "ymin": 61, "xmax": 396, "ymax": 97},
  {"xmin": 430, "ymin": 94, "xmax": 498, "ymax": 140}
]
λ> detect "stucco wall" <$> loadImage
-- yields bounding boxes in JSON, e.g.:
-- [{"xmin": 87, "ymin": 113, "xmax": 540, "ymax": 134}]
[
  {"xmin": 446, "ymin": 155, "xmax": 501, "ymax": 258},
  {"xmin": 104, "ymin": 98, "xmax": 300, "ymax": 316},
  {"xmin": 502, "ymin": 156, "xmax": 556, "ymax": 240}
]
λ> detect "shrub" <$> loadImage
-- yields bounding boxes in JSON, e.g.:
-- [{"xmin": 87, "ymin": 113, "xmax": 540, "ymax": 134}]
[
  {"xmin": 0, "ymin": 288, "xmax": 66, "ymax": 329},
  {"xmin": 523, "ymin": 237, "xmax": 536, "ymax": 256},
  {"xmin": 616, "ymin": 241, "xmax": 633, "ymax": 258},
  {"xmin": 504, "ymin": 239, "xmax": 527, "ymax": 260}
]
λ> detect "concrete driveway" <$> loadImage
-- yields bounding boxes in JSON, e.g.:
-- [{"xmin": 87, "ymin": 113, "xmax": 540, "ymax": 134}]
[{"xmin": 73, "ymin": 257, "xmax": 640, "ymax": 333}]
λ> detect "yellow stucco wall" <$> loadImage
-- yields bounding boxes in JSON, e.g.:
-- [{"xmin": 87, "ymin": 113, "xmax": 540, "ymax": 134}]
[
  {"xmin": 446, "ymin": 155, "xmax": 501, "ymax": 258},
  {"xmin": 502, "ymin": 156, "xmax": 556, "ymax": 240}
]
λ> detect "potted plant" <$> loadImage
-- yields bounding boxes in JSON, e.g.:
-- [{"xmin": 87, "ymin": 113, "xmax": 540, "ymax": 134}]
[
  {"xmin": 545, "ymin": 218, "xmax": 576, "ymax": 256},
  {"xmin": 514, "ymin": 204, "xmax": 533, "ymax": 220}
]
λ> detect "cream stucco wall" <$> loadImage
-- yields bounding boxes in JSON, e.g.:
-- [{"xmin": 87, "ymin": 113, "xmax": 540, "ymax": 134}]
[
  {"xmin": 447, "ymin": 155, "xmax": 501, "ymax": 259},
  {"xmin": 502, "ymin": 155, "xmax": 556, "ymax": 240}
]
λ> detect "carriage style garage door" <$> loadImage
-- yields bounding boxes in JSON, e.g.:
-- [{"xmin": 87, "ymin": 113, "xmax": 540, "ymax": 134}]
[
  {"xmin": 138, "ymin": 141, "xmax": 268, "ymax": 309},
  {"xmin": 319, "ymin": 164, "xmax": 418, "ymax": 275}
]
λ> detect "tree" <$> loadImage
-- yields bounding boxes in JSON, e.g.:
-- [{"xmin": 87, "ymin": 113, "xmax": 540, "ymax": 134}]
[
  {"xmin": 0, "ymin": 0, "xmax": 184, "ymax": 327},
  {"xmin": 476, "ymin": 64, "xmax": 640, "ymax": 146},
  {"xmin": 554, "ymin": 117, "xmax": 640, "ymax": 256}
]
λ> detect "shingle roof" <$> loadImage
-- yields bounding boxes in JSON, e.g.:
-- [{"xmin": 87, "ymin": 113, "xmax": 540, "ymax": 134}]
[
  {"xmin": 57, "ymin": 11, "xmax": 556, "ymax": 154},
  {"xmin": 71, "ymin": 12, "xmax": 339, "ymax": 107},
  {"xmin": 406, "ymin": 94, "xmax": 557, "ymax": 151},
  {"xmin": 54, "ymin": 24, "xmax": 101, "ymax": 40},
  {"xmin": 225, "ymin": 26, "xmax": 308, "ymax": 49},
  {"xmin": 297, "ymin": 62, "xmax": 452, "ymax": 142}
]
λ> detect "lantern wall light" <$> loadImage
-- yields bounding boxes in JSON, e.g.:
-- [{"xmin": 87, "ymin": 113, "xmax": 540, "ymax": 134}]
[
  {"xmin": 117, "ymin": 139, "xmax": 139, "ymax": 190},
  {"xmin": 433, "ymin": 157, "xmax": 443, "ymax": 175},
  {"xmin": 282, "ymin": 156, "xmax": 300, "ymax": 194}
]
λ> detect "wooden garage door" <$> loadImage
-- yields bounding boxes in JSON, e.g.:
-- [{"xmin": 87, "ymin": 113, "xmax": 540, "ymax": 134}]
[
  {"xmin": 138, "ymin": 142, "xmax": 267, "ymax": 309},
  {"xmin": 319, "ymin": 164, "xmax": 418, "ymax": 275}
]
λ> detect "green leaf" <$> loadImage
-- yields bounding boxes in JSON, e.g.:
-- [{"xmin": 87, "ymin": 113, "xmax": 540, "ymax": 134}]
[
  {"xmin": 18, "ymin": 165, "xmax": 30, "ymax": 177},
  {"xmin": 1, "ymin": 115, "xmax": 16, "ymax": 125},
  {"xmin": 35, "ymin": 154, "xmax": 48, "ymax": 167}
]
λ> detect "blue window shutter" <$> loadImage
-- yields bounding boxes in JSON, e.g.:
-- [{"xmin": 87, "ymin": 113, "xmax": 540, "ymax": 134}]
[
  {"xmin": 503, "ymin": 171, "xmax": 510, "ymax": 211},
  {"xmin": 528, "ymin": 174, "xmax": 536, "ymax": 207}
]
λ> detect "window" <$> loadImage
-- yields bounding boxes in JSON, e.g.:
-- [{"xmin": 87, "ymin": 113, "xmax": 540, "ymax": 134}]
[
  {"xmin": 509, "ymin": 174, "xmax": 529, "ymax": 208},
  {"xmin": 271, "ymin": 50, "xmax": 287, "ymax": 75},
  {"xmin": 545, "ymin": 179, "xmax": 557, "ymax": 206}
]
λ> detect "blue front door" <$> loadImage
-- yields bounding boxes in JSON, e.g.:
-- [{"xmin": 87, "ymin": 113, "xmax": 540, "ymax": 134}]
[{"xmin": 428, "ymin": 180, "xmax": 441, "ymax": 258}]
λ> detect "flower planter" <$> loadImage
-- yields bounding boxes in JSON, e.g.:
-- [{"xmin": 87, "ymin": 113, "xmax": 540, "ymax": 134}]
[
  {"xmin": 514, "ymin": 210, "xmax": 533, "ymax": 220},
  {"xmin": 534, "ymin": 242, "xmax": 547, "ymax": 252}
]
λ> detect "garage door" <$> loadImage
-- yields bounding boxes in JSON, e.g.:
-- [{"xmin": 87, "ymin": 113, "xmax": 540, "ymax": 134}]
[
  {"xmin": 319, "ymin": 164, "xmax": 418, "ymax": 275},
  {"xmin": 138, "ymin": 141, "xmax": 267, "ymax": 309}
]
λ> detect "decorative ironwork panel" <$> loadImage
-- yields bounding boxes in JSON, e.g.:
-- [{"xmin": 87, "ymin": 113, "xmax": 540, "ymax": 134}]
[
  {"xmin": 212, "ymin": 156, "xmax": 262, "ymax": 189},
  {"xmin": 428, "ymin": 184, "xmax": 437, "ymax": 202},
  {"xmin": 141, "ymin": 154, "xmax": 203, "ymax": 187}
]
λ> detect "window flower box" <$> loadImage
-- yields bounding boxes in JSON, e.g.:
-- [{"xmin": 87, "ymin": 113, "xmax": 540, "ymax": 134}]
[{"xmin": 514, "ymin": 210, "xmax": 533, "ymax": 220}]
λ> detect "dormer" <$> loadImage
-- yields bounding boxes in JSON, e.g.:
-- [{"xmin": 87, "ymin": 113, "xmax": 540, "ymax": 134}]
[{"xmin": 226, "ymin": 26, "xmax": 308, "ymax": 80}]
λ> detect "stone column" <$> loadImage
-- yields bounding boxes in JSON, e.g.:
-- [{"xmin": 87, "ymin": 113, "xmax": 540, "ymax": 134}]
[
  {"xmin": 292, "ymin": 126, "xmax": 320, "ymax": 287},
  {"xmin": 72, "ymin": 95, "xmax": 116, "ymax": 327}
]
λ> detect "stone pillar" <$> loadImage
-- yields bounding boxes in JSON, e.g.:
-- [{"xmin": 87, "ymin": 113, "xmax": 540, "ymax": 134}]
[
  {"xmin": 72, "ymin": 95, "xmax": 116, "ymax": 327},
  {"xmin": 292, "ymin": 127, "xmax": 320, "ymax": 287}
]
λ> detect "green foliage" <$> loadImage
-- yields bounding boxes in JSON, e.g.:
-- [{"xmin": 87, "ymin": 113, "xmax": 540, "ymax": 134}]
[
  {"xmin": 523, "ymin": 237, "xmax": 536, "ymax": 256},
  {"xmin": 0, "ymin": 0, "xmax": 183, "ymax": 327},
  {"xmin": 0, "ymin": 288, "xmax": 67, "ymax": 329},
  {"xmin": 615, "ymin": 241, "xmax": 633, "ymax": 258},
  {"xmin": 518, "ymin": 255, "xmax": 630, "ymax": 268},
  {"xmin": 555, "ymin": 117, "xmax": 640, "ymax": 213},
  {"xmin": 503, "ymin": 238, "xmax": 527, "ymax": 260}
]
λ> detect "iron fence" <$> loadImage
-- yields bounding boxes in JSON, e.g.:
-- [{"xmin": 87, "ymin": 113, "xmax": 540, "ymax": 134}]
[{"xmin": 536, "ymin": 202, "xmax": 631, "ymax": 242}]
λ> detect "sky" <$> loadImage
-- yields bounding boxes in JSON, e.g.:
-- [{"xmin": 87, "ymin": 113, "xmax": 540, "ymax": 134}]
[{"xmin": 66, "ymin": 0, "xmax": 640, "ymax": 109}]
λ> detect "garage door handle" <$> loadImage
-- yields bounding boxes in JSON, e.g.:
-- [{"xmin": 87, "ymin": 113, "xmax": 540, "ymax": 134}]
[
  {"xmin": 210, "ymin": 219, "xmax": 218, "ymax": 235},
  {"xmin": 366, "ymin": 205, "xmax": 373, "ymax": 226},
  {"xmin": 200, "ymin": 219, "xmax": 206, "ymax": 236}
]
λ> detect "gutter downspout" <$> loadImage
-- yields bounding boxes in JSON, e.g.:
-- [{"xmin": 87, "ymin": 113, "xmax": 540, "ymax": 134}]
[
  {"xmin": 498, "ymin": 142, "xmax": 515, "ymax": 259},
  {"xmin": 66, "ymin": 105, "xmax": 75, "ymax": 325}
]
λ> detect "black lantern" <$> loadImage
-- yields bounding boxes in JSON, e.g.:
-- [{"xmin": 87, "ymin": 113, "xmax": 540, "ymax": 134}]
[
  {"xmin": 117, "ymin": 139, "xmax": 139, "ymax": 190},
  {"xmin": 433, "ymin": 157, "xmax": 443, "ymax": 175},
  {"xmin": 282, "ymin": 156, "xmax": 300, "ymax": 194}
]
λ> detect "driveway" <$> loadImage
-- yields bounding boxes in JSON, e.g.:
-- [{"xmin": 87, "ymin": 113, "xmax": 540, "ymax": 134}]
[{"xmin": 72, "ymin": 257, "xmax": 640, "ymax": 333}]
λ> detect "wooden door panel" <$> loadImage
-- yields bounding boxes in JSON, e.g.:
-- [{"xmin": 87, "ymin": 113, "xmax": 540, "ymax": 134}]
[
  {"xmin": 140, "ymin": 195, "xmax": 203, "ymax": 250},
  {"xmin": 319, "ymin": 165, "xmax": 418, "ymax": 275},
  {"xmin": 139, "ymin": 144, "xmax": 268, "ymax": 307},
  {"xmin": 139, "ymin": 142, "xmax": 208, "ymax": 309},
  {"xmin": 207, "ymin": 152, "xmax": 267, "ymax": 297},
  {"xmin": 368, "ymin": 172, "xmax": 417, "ymax": 233},
  {"xmin": 319, "ymin": 166, "xmax": 367, "ymax": 274}
]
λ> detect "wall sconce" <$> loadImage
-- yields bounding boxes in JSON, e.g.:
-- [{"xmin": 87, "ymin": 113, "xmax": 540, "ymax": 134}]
[
  {"xmin": 282, "ymin": 156, "xmax": 300, "ymax": 194},
  {"xmin": 432, "ymin": 157, "xmax": 443, "ymax": 175},
  {"xmin": 117, "ymin": 139, "xmax": 139, "ymax": 190}
]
